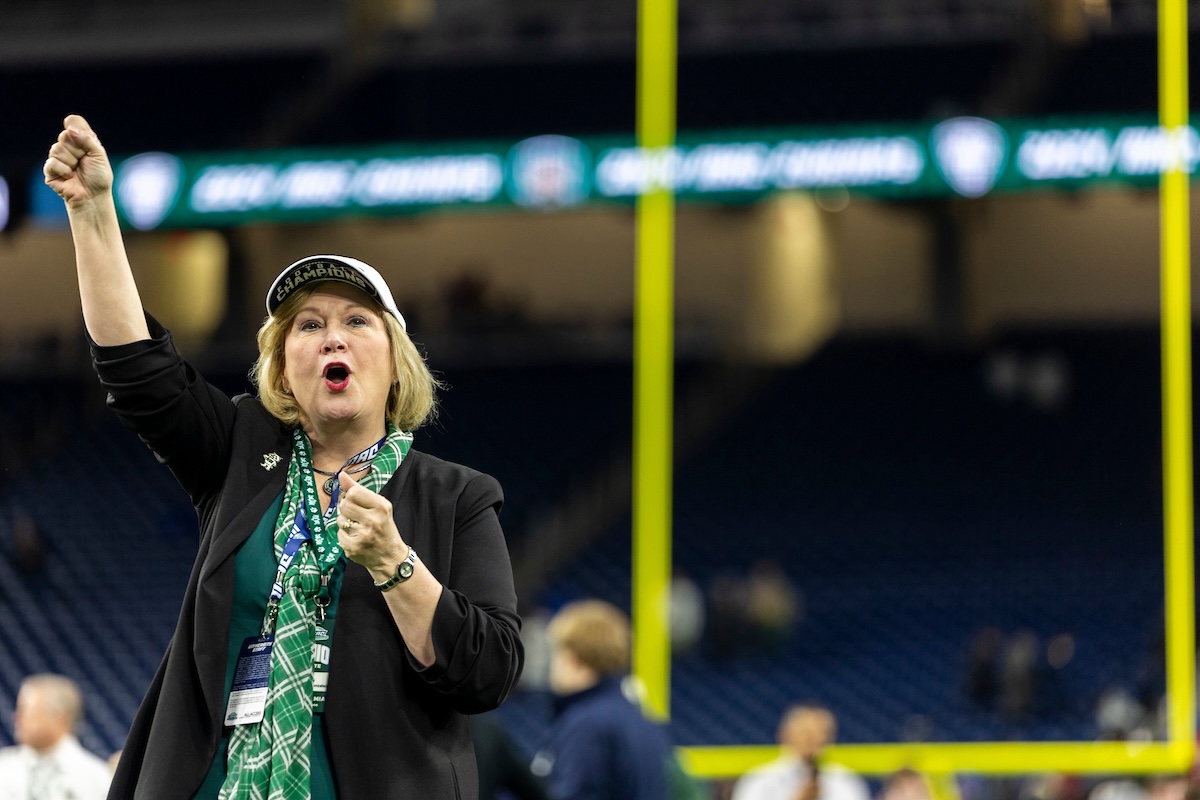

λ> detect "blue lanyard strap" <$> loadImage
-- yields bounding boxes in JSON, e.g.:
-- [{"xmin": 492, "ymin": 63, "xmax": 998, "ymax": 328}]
[
  {"xmin": 262, "ymin": 520, "xmax": 311, "ymax": 635},
  {"xmin": 291, "ymin": 429, "xmax": 385, "ymax": 572},
  {"xmin": 260, "ymin": 430, "xmax": 385, "ymax": 635}
]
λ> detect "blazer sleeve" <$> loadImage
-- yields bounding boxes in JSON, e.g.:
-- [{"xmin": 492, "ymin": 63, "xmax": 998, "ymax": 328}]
[
  {"xmin": 410, "ymin": 472, "xmax": 524, "ymax": 713},
  {"xmin": 90, "ymin": 313, "xmax": 237, "ymax": 507}
]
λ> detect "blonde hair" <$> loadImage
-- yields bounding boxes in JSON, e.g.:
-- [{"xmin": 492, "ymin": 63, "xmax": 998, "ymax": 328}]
[
  {"xmin": 548, "ymin": 600, "xmax": 631, "ymax": 677},
  {"xmin": 251, "ymin": 283, "xmax": 438, "ymax": 431}
]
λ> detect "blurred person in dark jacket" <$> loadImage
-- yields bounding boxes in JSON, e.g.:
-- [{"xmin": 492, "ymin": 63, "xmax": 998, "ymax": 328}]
[
  {"xmin": 532, "ymin": 600, "xmax": 673, "ymax": 800},
  {"xmin": 745, "ymin": 560, "xmax": 801, "ymax": 657},
  {"xmin": 471, "ymin": 712, "xmax": 550, "ymax": 800}
]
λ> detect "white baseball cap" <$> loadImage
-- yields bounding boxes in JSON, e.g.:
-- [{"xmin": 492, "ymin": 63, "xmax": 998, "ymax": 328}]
[{"xmin": 265, "ymin": 255, "xmax": 406, "ymax": 330}]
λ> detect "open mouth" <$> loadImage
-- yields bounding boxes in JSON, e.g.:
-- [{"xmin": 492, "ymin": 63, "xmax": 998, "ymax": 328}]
[{"xmin": 323, "ymin": 363, "xmax": 351, "ymax": 391}]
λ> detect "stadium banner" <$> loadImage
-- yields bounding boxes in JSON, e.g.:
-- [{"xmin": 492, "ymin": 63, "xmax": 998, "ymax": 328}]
[{"xmin": 27, "ymin": 114, "xmax": 1199, "ymax": 229}]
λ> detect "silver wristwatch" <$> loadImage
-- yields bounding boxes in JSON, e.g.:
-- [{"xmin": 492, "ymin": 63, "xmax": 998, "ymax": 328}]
[{"xmin": 374, "ymin": 547, "xmax": 417, "ymax": 592}]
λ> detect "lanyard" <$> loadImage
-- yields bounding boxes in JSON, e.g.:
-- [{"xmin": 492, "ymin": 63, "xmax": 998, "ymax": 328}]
[
  {"xmin": 261, "ymin": 516, "xmax": 315, "ymax": 636},
  {"xmin": 260, "ymin": 430, "xmax": 386, "ymax": 635},
  {"xmin": 291, "ymin": 429, "xmax": 385, "ymax": 572}
]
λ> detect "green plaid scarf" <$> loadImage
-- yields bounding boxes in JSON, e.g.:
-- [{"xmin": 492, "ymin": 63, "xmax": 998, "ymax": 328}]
[{"xmin": 220, "ymin": 425, "xmax": 412, "ymax": 800}]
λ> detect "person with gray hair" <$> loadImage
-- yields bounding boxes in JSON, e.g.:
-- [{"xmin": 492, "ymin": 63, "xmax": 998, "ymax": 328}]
[{"xmin": 0, "ymin": 674, "xmax": 112, "ymax": 799}]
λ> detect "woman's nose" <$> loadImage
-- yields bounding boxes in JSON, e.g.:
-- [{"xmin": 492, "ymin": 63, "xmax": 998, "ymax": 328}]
[{"xmin": 322, "ymin": 330, "xmax": 347, "ymax": 352}]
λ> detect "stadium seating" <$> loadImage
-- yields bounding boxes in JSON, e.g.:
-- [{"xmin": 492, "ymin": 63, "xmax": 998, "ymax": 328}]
[
  {"xmin": 0, "ymin": 328, "xmax": 1170, "ymax": 761},
  {"xmin": 514, "ymin": 328, "xmax": 1166, "ymax": 755}
]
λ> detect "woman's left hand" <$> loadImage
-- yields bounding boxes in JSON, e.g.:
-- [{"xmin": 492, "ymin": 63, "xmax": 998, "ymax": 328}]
[{"xmin": 336, "ymin": 470, "xmax": 409, "ymax": 580}]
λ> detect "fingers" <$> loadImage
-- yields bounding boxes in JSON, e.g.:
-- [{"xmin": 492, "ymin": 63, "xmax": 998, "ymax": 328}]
[
  {"xmin": 45, "ymin": 141, "xmax": 81, "ymax": 173},
  {"xmin": 338, "ymin": 469, "xmax": 360, "ymax": 492},
  {"xmin": 43, "ymin": 155, "xmax": 75, "ymax": 183},
  {"xmin": 63, "ymin": 113, "xmax": 94, "ymax": 134},
  {"xmin": 336, "ymin": 495, "xmax": 390, "ymax": 534},
  {"xmin": 43, "ymin": 143, "xmax": 85, "ymax": 192},
  {"xmin": 43, "ymin": 114, "xmax": 106, "ymax": 183},
  {"xmin": 335, "ymin": 473, "xmax": 404, "ymax": 569},
  {"xmin": 48, "ymin": 114, "xmax": 104, "ymax": 165},
  {"xmin": 57, "ymin": 128, "xmax": 88, "ymax": 157},
  {"xmin": 43, "ymin": 114, "xmax": 114, "ymax": 204},
  {"xmin": 57, "ymin": 120, "xmax": 104, "ymax": 159},
  {"xmin": 337, "ymin": 470, "xmax": 393, "ymax": 515}
]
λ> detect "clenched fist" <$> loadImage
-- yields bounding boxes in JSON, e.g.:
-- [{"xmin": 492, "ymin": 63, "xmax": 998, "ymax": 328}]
[{"xmin": 43, "ymin": 115, "xmax": 113, "ymax": 208}]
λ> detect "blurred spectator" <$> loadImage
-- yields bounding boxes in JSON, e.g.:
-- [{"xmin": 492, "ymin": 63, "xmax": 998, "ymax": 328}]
[
  {"xmin": 963, "ymin": 627, "xmax": 1003, "ymax": 711},
  {"xmin": 519, "ymin": 605, "xmax": 554, "ymax": 691},
  {"xmin": 879, "ymin": 770, "xmax": 932, "ymax": 800},
  {"xmin": 1094, "ymin": 686, "xmax": 1146, "ymax": 740},
  {"xmin": 983, "ymin": 350, "xmax": 1072, "ymax": 413},
  {"xmin": 707, "ymin": 573, "xmax": 751, "ymax": 660},
  {"xmin": 1026, "ymin": 353, "xmax": 1072, "ymax": 413},
  {"xmin": 1022, "ymin": 772, "xmax": 1086, "ymax": 800},
  {"xmin": 731, "ymin": 704, "xmax": 870, "ymax": 800},
  {"xmin": 11, "ymin": 507, "xmax": 46, "ymax": 575},
  {"xmin": 0, "ymin": 674, "xmax": 111, "ymax": 800},
  {"xmin": 1087, "ymin": 779, "xmax": 1147, "ymax": 800},
  {"xmin": 985, "ymin": 351, "xmax": 1023, "ymax": 402},
  {"xmin": 1000, "ymin": 630, "xmax": 1040, "ymax": 720},
  {"xmin": 1038, "ymin": 633, "xmax": 1076, "ymax": 717},
  {"xmin": 439, "ymin": 266, "xmax": 528, "ymax": 334},
  {"xmin": 670, "ymin": 570, "xmax": 706, "ymax": 656},
  {"xmin": 472, "ymin": 712, "xmax": 550, "ymax": 800},
  {"xmin": 899, "ymin": 714, "xmax": 934, "ymax": 743},
  {"xmin": 1134, "ymin": 619, "xmax": 1166, "ymax": 711},
  {"xmin": 533, "ymin": 600, "xmax": 674, "ymax": 800},
  {"xmin": 444, "ymin": 270, "xmax": 493, "ymax": 332},
  {"xmin": 745, "ymin": 560, "xmax": 802, "ymax": 657},
  {"xmin": 1146, "ymin": 777, "xmax": 1186, "ymax": 800}
]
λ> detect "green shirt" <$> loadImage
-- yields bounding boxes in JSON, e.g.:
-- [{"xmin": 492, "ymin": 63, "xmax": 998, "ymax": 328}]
[{"xmin": 192, "ymin": 492, "xmax": 344, "ymax": 799}]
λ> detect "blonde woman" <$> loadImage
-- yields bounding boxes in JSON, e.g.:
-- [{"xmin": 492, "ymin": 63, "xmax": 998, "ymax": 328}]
[{"xmin": 45, "ymin": 115, "xmax": 522, "ymax": 800}]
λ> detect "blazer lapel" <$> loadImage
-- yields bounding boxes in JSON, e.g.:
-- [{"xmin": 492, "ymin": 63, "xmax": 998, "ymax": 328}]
[{"xmin": 195, "ymin": 416, "xmax": 292, "ymax": 720}]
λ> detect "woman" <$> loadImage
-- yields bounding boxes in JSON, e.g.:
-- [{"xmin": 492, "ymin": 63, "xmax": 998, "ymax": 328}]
[{"xmin": 44, "ymin": 115, "xmax": 523, "ymax": 799}]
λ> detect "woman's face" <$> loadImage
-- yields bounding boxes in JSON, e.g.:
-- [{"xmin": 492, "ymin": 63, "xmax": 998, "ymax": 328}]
[{"xmin": 283, "ymin": 283, "xmax": 394, "ymax": 436}]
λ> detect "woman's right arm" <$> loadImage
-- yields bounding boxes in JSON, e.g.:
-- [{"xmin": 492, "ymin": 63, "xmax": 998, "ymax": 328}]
[
  {"xmin": 43, "ymin": 114, "xmax": 150, "ymax": 345},
  {"xmin": 45, "ymin": 115, "xmax": 237, "ymax": 504}
]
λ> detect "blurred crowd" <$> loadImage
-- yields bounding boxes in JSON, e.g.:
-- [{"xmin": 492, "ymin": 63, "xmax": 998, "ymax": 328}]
[
  {"xmin": 963, "ymin": 623, "xmax": 1167, "ymax": 740},
  {"xmin": 2, "ymin": 595, "xmax": 1197, "ymax": 800}
]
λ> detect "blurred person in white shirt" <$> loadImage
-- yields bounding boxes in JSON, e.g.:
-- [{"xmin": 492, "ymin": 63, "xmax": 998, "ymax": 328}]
[
  {"xmin": 0, "ymin": 674, "xmax": 112, "ymax": 800},
  {"xmin": 732, "ymin": 705, "xmax": 869, "ymax": 800}
]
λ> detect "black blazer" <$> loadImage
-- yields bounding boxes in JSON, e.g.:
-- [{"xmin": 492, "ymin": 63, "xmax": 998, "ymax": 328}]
[{"xmin": 95, "ymin": 317, "xmax": 523, "ymax": 799}]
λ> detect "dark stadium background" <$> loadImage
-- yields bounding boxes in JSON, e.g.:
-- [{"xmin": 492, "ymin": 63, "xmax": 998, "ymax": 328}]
[{"xmin": 0, "ymin": 0, "xmax": 1193, "ymax": 790}]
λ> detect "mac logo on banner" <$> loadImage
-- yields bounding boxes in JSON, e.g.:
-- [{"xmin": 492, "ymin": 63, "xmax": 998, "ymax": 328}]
[
  {"xmin": 931, "ymin": 117, "xmax": 1008, "ymax": 198},
  {"xmin": 508, "ymin": 135, "xmax": 590, "ymax": 209},
  {"xmin": 115, "ymin": 152, "xmax": 184, "ymax": 230}
]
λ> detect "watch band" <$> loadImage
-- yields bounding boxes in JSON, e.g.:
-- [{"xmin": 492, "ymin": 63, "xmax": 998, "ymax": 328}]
[{"xmin": 374, "ymin": 546, "xmax": 417, "ymax": 592}]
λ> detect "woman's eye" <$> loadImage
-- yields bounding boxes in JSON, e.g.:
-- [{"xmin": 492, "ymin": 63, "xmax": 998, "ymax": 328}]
[
  {"xmin": 299, "ymin": 320, "xmax": 320, "ymax": 332},
  {"xmin": 348, "ymin": 315, "xmax": 369, "ymax": 327}
]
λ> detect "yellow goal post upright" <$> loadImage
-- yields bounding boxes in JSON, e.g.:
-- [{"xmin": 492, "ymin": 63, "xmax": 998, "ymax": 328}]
[
  {"xmin": 632, "ymin": 0, "xmax": 677, "ymax": 724},
  {"xmin": 633, "ymin": 0, "xmax": 1195, "ymax": 779}
]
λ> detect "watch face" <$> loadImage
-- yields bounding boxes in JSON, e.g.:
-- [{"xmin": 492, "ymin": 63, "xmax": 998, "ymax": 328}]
[{"xmin": 399, "ymin": 561, "xmax": 414, "ymax": 579}]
